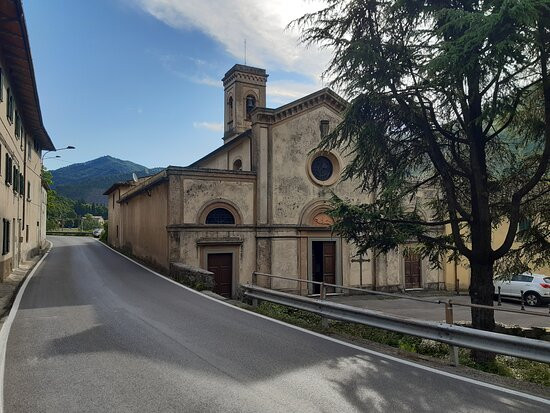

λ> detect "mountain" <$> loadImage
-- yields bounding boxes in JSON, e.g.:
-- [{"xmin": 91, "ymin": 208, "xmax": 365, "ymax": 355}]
[{"xmin": 50, "ymin": 156, "xmax": 164, "ymax": 204}]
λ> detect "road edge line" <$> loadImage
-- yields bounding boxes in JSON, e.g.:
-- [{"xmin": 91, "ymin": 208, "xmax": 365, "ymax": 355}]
[
  {"xmin": 95, "ymin": 239, "xmax": 550, "ymax": 405},
  {"xmin": 0, "ymin": 240, "xmax": 53, "ymax": 413}
]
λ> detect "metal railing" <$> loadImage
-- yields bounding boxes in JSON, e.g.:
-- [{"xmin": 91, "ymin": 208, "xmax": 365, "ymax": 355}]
[
  {"xmin": 252, "ymin": 272, "xmax": 550, "ymax": 318},
  {"xmin": 243, "ymin": 284, "xmax": 550, "ymax": 364},
  {"xmin": 247, "ymin": 272, "xmax": 550, "ymax": 365}
]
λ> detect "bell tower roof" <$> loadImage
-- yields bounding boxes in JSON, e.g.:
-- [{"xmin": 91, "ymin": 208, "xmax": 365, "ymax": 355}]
[
  {"xmin": 222, "ymin": 64, "xmax": 268, "ymax": 143},
  {"xmin": 222, "ymin": 64, "xmax": 268, "ymax": 84}
]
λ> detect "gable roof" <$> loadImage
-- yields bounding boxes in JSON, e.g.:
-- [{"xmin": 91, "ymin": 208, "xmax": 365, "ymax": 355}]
[
  {"xmin": 251, "ymin": 88, "xmax": 348, "ymax": 125},
  {"xmin": 0, "ymin": 0, "xmax": 54, "ymax": 150}
]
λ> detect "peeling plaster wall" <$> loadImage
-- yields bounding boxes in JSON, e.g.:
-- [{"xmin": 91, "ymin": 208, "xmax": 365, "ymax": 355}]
[
  {"xmin": 166, "ymin": 173, "xmax": 256, "ymax": 288},
  {"xmin": 180, "ymin": 177, "xmax": 254, "ymax": 224},
  {"xmin": 270, "ymin": 105, "xmax": 367, "ymax": 225},
  {"xmin": 171, "ymin": 229, "xmax": 256, "ymax": 286}
]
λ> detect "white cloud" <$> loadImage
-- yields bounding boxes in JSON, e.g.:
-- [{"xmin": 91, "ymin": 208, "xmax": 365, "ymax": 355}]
[
  {"xmin": 193, "ymin": 121, "xmax": 223, "ymax": 132},
  {"xmin": 135, "ymin": 0, "xmax": 331, "ymax": 81}
]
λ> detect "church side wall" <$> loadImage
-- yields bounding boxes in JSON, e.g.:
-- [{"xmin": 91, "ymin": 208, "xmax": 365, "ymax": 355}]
[{"xmin": 119, "ymin": 182, "xmax": 168, "ymax": 271}]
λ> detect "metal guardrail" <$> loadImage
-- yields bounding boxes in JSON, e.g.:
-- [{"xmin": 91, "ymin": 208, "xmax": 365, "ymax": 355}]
[
  {"xmin": 243, "ymin": 284, "xmax": 550, "ymax": 364},
  {"xmin": 253, "ymin": 272, "xmax": 550, "ymax": 318}
]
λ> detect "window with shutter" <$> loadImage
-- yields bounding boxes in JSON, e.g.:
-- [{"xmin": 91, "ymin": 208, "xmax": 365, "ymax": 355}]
[
  {"xmin": 2, "ymin": 219, "xmax": 10, "ymax": 255},
  {"xmin": 15, "ymin": 111, "xmax": 20, "ymax": 138}
]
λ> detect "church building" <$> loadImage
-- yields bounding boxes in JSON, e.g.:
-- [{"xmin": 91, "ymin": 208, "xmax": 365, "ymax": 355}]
[{"xmin": 105, "ymin": 64, "xmax": 444, "ymax": 297}]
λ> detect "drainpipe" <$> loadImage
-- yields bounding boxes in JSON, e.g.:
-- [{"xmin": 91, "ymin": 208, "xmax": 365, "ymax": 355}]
[{"xmin": 22, "ymin": 133, "xmax": 27, "ymax": 255}]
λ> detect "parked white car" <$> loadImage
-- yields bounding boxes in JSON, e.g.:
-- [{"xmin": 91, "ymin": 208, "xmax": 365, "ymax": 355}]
[
  {"xmin": 494, "ymin": 273, "xmax": 550, "ymax": 306},
  {"xmin": 92, "ymin": 228, "xmax": 103, "ymax": 238}
]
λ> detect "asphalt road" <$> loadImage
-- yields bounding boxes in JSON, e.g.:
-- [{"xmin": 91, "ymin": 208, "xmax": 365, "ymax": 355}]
[{"xmin": 3, "ymin": 236, "xmax": 549, "ymax": 412}]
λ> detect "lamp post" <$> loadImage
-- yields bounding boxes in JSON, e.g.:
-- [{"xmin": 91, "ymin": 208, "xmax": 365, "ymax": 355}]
[
  {"xmin": 43, "ymin": 155, "xmax": 61, "ymax": 160},
  {"xmin": 42, "ymin": 145, "xmax": 75, "ymax": 161}
]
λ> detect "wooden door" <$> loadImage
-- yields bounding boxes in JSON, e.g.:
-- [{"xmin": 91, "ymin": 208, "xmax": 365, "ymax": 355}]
[
  {"xmin": 207, "ymin": 253, "xmax": 233, "ymax": 298},
  {"xmin": 322, "ymin": 242, "xmax": 336, "ymax": 292},
  {"xmin": 404, "ymin": 254, "xmax": 421, "ymax": 289}
]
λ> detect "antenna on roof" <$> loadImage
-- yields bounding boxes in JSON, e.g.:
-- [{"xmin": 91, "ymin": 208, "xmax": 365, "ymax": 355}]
[
  {"xmin": 132, "ymin": 173, "xmax": 138, "ymax": 183},
  {"xmin": 244, "ymin": 39, "xmax": 247, "ymax": 65}
]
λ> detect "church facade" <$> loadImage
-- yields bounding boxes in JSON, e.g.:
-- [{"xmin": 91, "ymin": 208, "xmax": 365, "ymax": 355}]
[{"xmin": 105, "ymin": 64, "xmax": 444, "ymax": 297}]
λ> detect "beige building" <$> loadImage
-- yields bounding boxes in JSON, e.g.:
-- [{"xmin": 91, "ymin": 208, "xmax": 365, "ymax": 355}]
[
  {"xmin": 445, "ymin": 223, "xmax": 550, "ymax": 292},
  {"xmin": 0, "ymin": 0, "xmax": 55, "ymax": 280},
  {"xmin": 106, "ymin": 64, "xmax": 444, "ymax": 297}
]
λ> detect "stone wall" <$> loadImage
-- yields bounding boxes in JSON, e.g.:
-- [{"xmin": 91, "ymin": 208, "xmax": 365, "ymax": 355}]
[{"xmin": 170, "ymin": 262, "xmax": 215, "ymax": 291}]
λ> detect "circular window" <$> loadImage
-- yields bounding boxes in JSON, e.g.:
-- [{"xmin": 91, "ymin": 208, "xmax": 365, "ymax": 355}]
[
  {"xmin": 232, "ymin": 159, "xmax": 242, "ymax": 171},
  {"xmin": 307, "ymin": 151, "xmax": 341, "ymax": 186},
  {"xmin": 311, "ymin": 156, "xmax": 333, "ymax": 181}
]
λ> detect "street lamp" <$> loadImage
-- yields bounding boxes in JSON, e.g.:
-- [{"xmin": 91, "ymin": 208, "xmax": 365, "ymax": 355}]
[
  {"xmin": 43, "ymin": 155, "xmax": 61, "ymax": 160},
  {"xmin": 42, "ymin": 145, "xmax": 75, "ymax": 160}
]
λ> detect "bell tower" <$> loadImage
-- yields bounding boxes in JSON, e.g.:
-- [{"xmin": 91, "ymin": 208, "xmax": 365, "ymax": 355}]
[{"xmin": 222, "ymin": 64, "xmax": 268, "ymax": 142}]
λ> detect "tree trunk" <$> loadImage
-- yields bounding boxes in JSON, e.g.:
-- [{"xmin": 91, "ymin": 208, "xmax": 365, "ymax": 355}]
[{"xmin": 469, "ymin": 260, "xmax": 496, "ymax": 363}]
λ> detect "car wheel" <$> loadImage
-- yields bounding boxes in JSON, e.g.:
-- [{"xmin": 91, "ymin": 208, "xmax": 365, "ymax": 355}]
[{"xmin": 523, "ymin": 292, "xmax": 541, "ymax": 307}]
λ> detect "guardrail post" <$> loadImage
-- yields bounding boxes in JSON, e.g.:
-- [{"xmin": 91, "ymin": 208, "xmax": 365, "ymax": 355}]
[
  {"xmin": 251, "ymin": 273, "xmax": 259, "ymax": 307},
  {"xmin": 497, "ymin": 286, "xmax": 502, "ymax": 306},
  {"xmin": 445, "ymin": 300, "xmax": 459, "ymax": 366},
  {"xmin": 520, "ymin": 290, "xmax": 525, "ymax": 311},
  {"xmin": 320, "ymin": 283, "xmax": 329, "ymax": 329}
]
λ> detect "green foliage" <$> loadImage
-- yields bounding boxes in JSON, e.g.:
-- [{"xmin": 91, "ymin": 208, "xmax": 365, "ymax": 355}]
[
  {"xmin": 100, "ymin": 222, "xmax": 108, "ymax": 243},
  {"xmin": 295, "ymin": 1, "xmax": 550, "ymax": 298},
  {"xmin": 73, "ymin": 200, "xmax": 107, "ymax": 219},
  {"xmin": 81, "ymin": 213, "xmax": 97, "ymax": 231},
  {"xmin": 44, "ymin": 167, "xmax": 108, "ymax": 231}
]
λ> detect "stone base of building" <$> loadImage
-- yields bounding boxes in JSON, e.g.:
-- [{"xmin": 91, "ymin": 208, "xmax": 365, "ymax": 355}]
[{"xmin": 0, "ymin": 258, "xmax": 13, "ymax": 282}]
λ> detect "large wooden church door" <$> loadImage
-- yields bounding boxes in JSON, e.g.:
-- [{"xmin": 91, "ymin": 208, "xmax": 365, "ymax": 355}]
[{"xmin": 312, "ymin": 241, "xmax": 336, "ymax": 293}]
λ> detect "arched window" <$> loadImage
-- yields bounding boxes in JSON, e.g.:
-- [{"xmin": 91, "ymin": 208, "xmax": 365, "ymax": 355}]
[
  {"xmin": 246, "ymin": 95, "xmax": 256, "ymax": 116},
  {"xmin": 232, "ymin": 159, "xmax": 242, "ymax": 171},
  {"xmin": 227, "ymin": 96, "xmax": 233, "ymax": 119},
  {"xmin": 205, "ymin": 208, "xmax": 235, "ymax": 225}
]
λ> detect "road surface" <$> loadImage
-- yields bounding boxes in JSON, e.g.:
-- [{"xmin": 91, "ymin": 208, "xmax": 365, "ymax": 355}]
[{"xmin": 3, "ymin": 236, "xmax": 548, "ymax": 412}]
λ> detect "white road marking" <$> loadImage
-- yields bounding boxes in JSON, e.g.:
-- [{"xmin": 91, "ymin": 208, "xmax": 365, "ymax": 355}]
[
  {"xmin": 96, "ymin": 239, "xmax": 550, "ymax": 406},
  {"xmin": 0, "ymin": 240, "xmax": 53, "ymax": 413}
]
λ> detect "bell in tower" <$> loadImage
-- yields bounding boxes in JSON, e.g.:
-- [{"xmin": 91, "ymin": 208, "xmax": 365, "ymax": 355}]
[{"xmin": 222, "ymin": 64, "xmax": 268, "ymax": 142}]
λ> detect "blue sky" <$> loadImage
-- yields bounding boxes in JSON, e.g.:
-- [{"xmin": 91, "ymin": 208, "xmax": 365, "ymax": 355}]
[{"xmin": 25, "ymin": 0, "xmax": 329, "ymax": 170}]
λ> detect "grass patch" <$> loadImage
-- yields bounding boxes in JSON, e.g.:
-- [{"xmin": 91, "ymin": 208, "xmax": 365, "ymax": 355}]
[{"xmin": 251, "ymin": 302, "xmax": 550, "ymax": 387}]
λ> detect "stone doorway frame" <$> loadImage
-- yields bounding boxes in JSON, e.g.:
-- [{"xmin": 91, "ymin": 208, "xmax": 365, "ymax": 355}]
[
  {"xmin": 307, "ymin": 236, "xmax": 342, "ymax": 295},
  {"xmin": 199, "ymin": 243, "xmax": 241, "ymax": 298}
]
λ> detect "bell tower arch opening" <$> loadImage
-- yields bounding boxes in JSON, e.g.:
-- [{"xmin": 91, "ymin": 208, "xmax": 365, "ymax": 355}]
[{"xmin": 222, "ymin": 64, "xmax": 268, "ymax": 142}]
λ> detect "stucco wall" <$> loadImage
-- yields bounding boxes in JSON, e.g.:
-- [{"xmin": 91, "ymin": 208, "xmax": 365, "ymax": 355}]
[
  {"xmin": 444, "ymin": 222, "xmax": 550, "ymax": 290},
  {"xmin": 175, "ymin": 176, "xmax": 255, "ymax": 225},
  {"xmin": 119, "ymin": 182, "xmax": 169, "ymax": 270},
  {"xmin": 270, "ymin": 105, "xmax": 368, "ymax": 225},
  {"xmin": 169, "ymin": 229, "xmax": 256, "ymax": 288},
  {"xmin": 194, "ymin": 137, "xmax": 251, "ymax": 172},
  {"xmin": 0, "ymin": 51, "xmax": 45, "ymax": 279}
]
